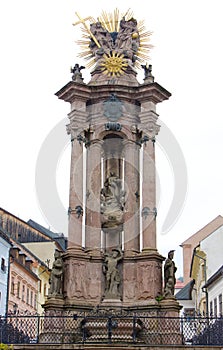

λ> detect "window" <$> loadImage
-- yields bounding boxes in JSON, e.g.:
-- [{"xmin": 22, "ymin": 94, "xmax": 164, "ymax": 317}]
[
  {"xmin": 34, "ymin": 294, "xmax": 37, "ymax": 310},
  {"xmin": 184, "ymin": 308, "xmax": 195, "ymax": 320},
  {"xmin": 1, "ymin": 258, "xmax": 6, "ymax": 272},
  {"xmin": 17, "ymin": 281, "xmax": 20, "ymax": 298},
  {"xmin": 210, "ymin": 301, "xmax": 213, "ymax": 316},
  {"xmin": 214, "ymin": 298, "xmax": 217, "ymax": 317},
  {"xmin": 11, "ymin": 277, "xmax": 15, "ymax": 295},
  {"xmin": 39, "ymin": 280, "xmax": 42, "ymax": 293},
  {"xmin": 22, "ymin": 285, "xmax": 25, "ymax": 302},
  {"xmin": 203, "ymin": 301, "xmax": 206, "ymax": 316},
  {"xmin": 30, "ymin": 291, "xmax": 33, "ymax": 307},
  {"xmin": 26, "ymin": 288, "xmax": 29, "ymax": 305},
  {"xmin": 219, "ymin": 294, "xmax": 222, "ymax": 316}
]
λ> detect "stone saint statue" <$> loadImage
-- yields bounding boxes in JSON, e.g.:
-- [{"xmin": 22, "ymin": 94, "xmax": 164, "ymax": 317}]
[
  {"xmin": 100, "ymin": 172, "xmax": 125, "ymax": 228},
  {"xmin": 103, "ymin": 248, "xmax": 123, "ymax": 299},
  {"xmin": 90, "ymin": 22, "xmax": 113, "ymax": 52},
  {"xmin": 88, "ymin": 17, "xmax": 140, "ymax": 71},
  {"xmin": 164, "ymin": 250, "xmax": 177, "ymax": 298},
  {"xmin": 116, "ymin": 17, "xmax": 140, "ymax": 61},
  {"xmin": 49, "ymin": 250, "xmax": 63, "ymax": 296}
]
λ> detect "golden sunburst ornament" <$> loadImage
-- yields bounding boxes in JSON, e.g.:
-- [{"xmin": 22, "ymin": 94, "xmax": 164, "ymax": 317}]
[
  {"xmin": 100, "ymin": 52, "xmax": 128, "ymax": 77},
  {"xmin": 73, "ymin": 9, "xmax": 153, "ymax": 76}
]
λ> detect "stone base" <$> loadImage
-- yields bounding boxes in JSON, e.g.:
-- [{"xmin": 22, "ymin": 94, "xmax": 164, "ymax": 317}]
[
  {"xmin": 88, "ymin": 65, "xmax": 139, "ymax": 87},
  {"xmin": 101, "ymin": 298, "xmax": 122, "ymax": 307},
  {"xmin": 39, "ymin": 300, "xmax": 182, "ymax": 346},
  {"xmin": 160, "ymin": 297, "xmax": 182, "ymax": 317}
]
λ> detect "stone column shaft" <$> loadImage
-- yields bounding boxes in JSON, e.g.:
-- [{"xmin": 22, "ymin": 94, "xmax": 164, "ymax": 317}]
[
  {"xmin": 142, "ymin": 140, "xmax": 157, "ymax": 251},
  {"xmin": 68, "ymin": 139, "xmax": 83, "ymax": 248},
  {"xmin": 124, "ymin": 140, "xmax": 140, "ymax": 252},
  {"xmin": 85, "ymin": 140, "xmax": 102, "ymax": 251}
]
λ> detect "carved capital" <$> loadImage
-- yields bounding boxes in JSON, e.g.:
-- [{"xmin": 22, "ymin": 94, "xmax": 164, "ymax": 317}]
[
  {"xmin": 138, "ymin": 110, "xmax": 160, "ymax": 137},
  {"xmin": 67, "ymin": 121, "xmax": 89, "ymax": 141}
]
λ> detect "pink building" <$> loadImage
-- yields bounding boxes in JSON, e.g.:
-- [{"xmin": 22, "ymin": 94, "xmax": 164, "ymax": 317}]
[{"xmin": 8, "ymin": 242, "xmax": 39, "ymax": 315}]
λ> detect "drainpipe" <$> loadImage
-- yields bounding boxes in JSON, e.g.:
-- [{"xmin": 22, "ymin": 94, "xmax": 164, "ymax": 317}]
[
  {"xmin": 5, "ymin": 248, "xmax": 11, "ymax": 317},
  {"xmin": 194, "ymin": 253, "xmax": 209, "ymax": 317}
]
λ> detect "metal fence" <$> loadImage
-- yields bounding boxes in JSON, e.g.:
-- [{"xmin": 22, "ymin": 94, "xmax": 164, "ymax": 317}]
[{"xmin": 1, "ymin": 314, "xmax": 223, "ymax": 345}]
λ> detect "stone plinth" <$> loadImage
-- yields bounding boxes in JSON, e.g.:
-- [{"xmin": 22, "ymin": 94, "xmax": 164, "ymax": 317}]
[
  {"xmin": 122, "ymin": 251, "xmax": 164, "ymax": 306},
  {"xmin": 62, "ymin": 249, "xmax": 103, "ymax": 306}
]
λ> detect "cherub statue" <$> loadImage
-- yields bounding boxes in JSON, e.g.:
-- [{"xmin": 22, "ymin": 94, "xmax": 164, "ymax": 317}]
[{"xmin": 71, "ymin": 63, "xmax": 85, "ymax": 83}]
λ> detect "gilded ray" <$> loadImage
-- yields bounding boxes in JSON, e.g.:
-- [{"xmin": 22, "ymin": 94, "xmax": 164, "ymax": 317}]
[{"xmin": 73, "ymin": 9, "xmax": 152, "ymax": 75}]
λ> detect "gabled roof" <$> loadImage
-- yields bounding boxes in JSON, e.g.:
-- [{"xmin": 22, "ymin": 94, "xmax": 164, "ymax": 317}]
[
  {"xmin": 27, "ymin": 219, "xmax": 67, "ymax": 251},
  {"xmin": 27, "ymin": 219, "xmax": 59, "ymax": 239},
  {"xmin": 175, "ymin": 279, "xmax": 185, "ymax": 289},
  {"xmin": 0, "ymin": 207, "xmax": 52, "ymax": 242},
  {"xmin": 175, "ymin": 280, "xmax": 195, "ymax": 300},
  {"xmin": 181, "ymin": 215, "xmax": 223, "ymax": 246},
  {"xmin": 0, "ymin": 226, "xmax": 12, "ymax": 246},
  {"xmin": 0, "ymin": 207, "xmax": 67, "ymax": 251},
  {"xmin": 10, "ymin": 236, "xmax": 49, "ymax": 270},
  {"xmin": 204, "ymin": 265, "xmax": 223, "ymax": 289}
]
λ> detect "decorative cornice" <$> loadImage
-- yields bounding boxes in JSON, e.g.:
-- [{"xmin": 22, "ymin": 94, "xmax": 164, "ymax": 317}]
[{"xmin": 55, "ymin": 81, "xmax": 171, "ymax": 105}]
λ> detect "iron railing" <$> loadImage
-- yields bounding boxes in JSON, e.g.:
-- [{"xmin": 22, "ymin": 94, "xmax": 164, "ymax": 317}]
[{"xmin": 1, "ymin": 314, "xmax": 223, "ymax": 345}]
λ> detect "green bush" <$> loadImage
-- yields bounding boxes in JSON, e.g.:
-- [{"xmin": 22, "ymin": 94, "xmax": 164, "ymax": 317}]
[
  {"xmin": 155, "ymin": 295, "xmax": 164, "ymax": 302},
  {"xmin": 0, "ymin": 344, "xmax": 13, "ymax": 350}
]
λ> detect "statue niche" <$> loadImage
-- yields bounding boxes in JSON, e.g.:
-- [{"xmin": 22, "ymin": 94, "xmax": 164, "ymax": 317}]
[{"xmin": 100, "ymin": 172, "xmax": 125, "ymax": 229}]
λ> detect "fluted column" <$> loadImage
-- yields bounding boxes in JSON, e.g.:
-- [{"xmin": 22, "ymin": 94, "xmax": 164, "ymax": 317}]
[
  {"xmin": 141, "ymin": 139, "xmax": 157, "ymax": 251},
  {"xmin": 85, "ymin": 140, "xmax": 102, "ymax": 252},
  {"xmin": 68, "ymin": 136, "xmax": 84, "ymax": 249},
  {"xmin": 123, "ymin": 140, "xmax": 140, "ymax": 253}
]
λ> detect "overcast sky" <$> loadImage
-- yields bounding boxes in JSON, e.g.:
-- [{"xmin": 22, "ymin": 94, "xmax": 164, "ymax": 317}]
[{"xmin": 0, "ymin": 0, "xmax": 223, "ymax": 277}]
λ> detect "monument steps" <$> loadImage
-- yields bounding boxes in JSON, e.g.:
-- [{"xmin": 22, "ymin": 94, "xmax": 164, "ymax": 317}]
[{"xmin": 12, "ymin": 345, "xmax": 223, "ymax": 350}]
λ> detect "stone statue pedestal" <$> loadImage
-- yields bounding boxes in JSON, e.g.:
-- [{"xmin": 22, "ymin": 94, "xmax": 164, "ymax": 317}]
[{"xmin": 101, "ymin": 298, "xmax": 122, "ymax": 307}]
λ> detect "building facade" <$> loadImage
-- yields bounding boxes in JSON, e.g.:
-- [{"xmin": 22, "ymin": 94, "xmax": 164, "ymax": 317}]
[
  {"xmin": 190, "ymin": 220, "xmax": 223, "ymax": 316},
  {"xmin": 180, "ymin": 215, "xmax": 223, "ymax": 285},
  {"xmin": 8, "ymin": 243, "xmax": 39, "ymax": 315},
  {"xmin": 0, "ymin": 207, "xmax": 67, "ymax": 315},
  {"xmin": 0, "ymin": 228, "xmax": 11, "ymax": 315}
]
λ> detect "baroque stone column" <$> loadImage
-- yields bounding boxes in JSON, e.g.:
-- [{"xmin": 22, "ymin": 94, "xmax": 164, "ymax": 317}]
[
  {"xmin": 85, "ymin": 140, "xmax": 102, "ymax": 253},
  {"xmin": 141, "ymin": 138, "xmax": 157, "ymax": 251},
  {"xmin": 67, "ymin": 123, "xmax": 85, "ymax": 249},
  {"xmin": 123, "ymin": 139, "xmax": 140, "ymax": 253}
]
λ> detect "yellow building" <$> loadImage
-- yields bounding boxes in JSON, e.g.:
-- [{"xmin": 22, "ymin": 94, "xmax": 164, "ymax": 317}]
[{"xmin": 190, "ymin": 247, "xmax": 207, "ymax": 316}]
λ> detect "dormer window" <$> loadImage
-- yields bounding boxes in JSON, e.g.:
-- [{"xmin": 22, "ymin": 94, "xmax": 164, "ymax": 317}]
[{"xmin": 1, "ymin": 257, "xmax": 6, "ymax": 272}]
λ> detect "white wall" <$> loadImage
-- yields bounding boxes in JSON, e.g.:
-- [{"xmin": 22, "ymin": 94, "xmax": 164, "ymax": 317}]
[
  {"xmin": 0, "ymin": 236, "xmax": 11, "ymax": 315},
  {"xmin": 201, "ymin": 226, "xmax": 223, "ymax": 279},
  {"xmin": 200, "ymin": 225, "xmax": 223, "ymax": 316},
  {"xmin": 178, "ymin": 299, "xmax": 195, "ymax": 317},
  {"xmin": 207, "ymin": 277, "xmax": 223, "ymax": 317}
]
